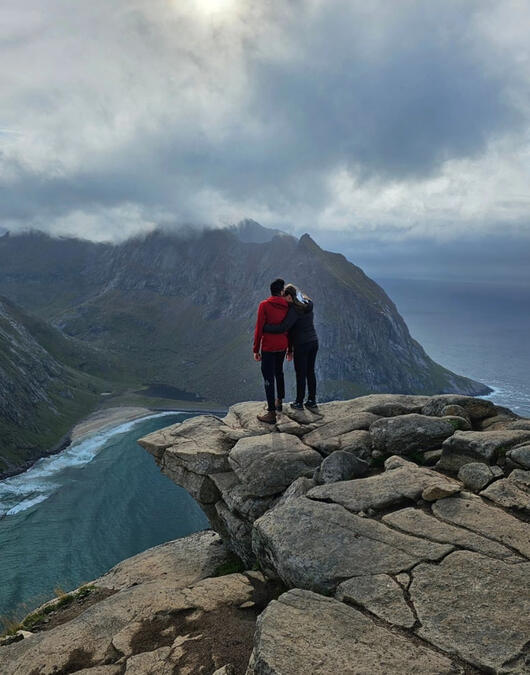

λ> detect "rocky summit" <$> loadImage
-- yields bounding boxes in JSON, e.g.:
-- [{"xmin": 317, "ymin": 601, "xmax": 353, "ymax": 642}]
[{"xmin": 2, "ymin": 394, "xmax": 529, "ymax": 674}]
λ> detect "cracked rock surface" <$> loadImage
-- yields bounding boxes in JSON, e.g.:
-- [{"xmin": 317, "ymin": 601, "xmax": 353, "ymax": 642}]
[
  {"xmin": 4, "ymin": 395, "xmax": 528, "ymax": 674},
  {"xmin": 136, "ymin": 396, "xmax": 529, "ymax": 674},
  {"xmin": 247, "ymin": 589, "xmax": 462, "ymax": 675}
]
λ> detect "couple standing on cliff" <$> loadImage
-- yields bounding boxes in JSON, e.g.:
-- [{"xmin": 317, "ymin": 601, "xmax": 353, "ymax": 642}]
[{"xmin": 253, "ymin": 278, "xmax": 319, "ymax": 424}]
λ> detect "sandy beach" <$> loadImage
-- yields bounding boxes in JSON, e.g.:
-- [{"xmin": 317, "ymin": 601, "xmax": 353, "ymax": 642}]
[{"xmin": 70, "ymin": 407, "xmax": 158, "ymax": 443}]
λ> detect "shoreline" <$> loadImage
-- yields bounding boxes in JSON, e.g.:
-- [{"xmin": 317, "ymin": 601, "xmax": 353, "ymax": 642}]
[{"xmin": 0, "ymin": 405, "xmax": 227, "ymax": 483}]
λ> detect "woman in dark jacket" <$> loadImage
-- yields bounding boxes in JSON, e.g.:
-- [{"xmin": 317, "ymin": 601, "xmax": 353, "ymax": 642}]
[{"xmin": 263, "ymin": 284, "xmax": 319, "ymax": 410}]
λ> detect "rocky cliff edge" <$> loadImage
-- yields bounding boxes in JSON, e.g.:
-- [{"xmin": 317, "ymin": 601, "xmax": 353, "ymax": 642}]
[{"xmin": 2, "ymin": 394, "xmax": 529, "ymax": 674}]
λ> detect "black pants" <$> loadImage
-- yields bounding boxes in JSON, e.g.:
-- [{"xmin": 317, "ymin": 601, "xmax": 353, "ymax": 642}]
[
  {"xmin": 294, "ymin": 341, "xmax": 319, "ymax": 403},
  {"xmin": 261, "ymin": 350, "xmax": 286, "ymax": 411}
]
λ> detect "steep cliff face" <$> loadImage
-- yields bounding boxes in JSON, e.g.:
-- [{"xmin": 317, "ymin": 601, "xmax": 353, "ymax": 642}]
[
  {"xmin": 0, "ymin": 227, "xmax": 489, "ymax": 408},
  {"xmin": 0, "ymin": 297, "xmax": 107, "ymax": 475}
]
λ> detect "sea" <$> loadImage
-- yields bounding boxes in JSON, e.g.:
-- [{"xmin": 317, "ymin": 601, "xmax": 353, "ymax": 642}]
[
  {"xmin": 377, "ymin": 278, "xmax": 530, "ymax": 417},
  {"xmin": 0, "ymin": 413, "xmax": 208, "ymax": 627},
  {"xmin": 0, "ymin": 277, "xmax": 529, "ymax": 626}
]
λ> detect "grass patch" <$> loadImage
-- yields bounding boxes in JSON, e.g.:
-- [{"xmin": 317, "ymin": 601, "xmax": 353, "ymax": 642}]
[{"xmin": 1, "ymin": 585, "xmax": 96, "ymax": 636}]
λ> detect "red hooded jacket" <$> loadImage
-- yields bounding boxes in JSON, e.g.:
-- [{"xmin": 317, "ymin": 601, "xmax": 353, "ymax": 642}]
[{"xmin": 253, "ymin": 296, "xmax": 289, "ymax": 353}]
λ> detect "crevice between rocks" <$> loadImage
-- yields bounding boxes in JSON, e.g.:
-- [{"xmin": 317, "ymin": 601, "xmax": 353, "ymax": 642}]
[
  {"xmin": 337, "ymin": 593, "xmax": 484, "ymax": 675},
  {"xmin": 429, "ymin": 503, "xmax": 529, "ymax": 561}
]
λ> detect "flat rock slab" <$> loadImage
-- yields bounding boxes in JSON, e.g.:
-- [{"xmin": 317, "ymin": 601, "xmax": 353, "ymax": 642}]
[
  {"xmin": 302, "ymin": 413, "xmax": 379, "ymax": 452},
  {"xmin": 411, "ymin": 551, "xmax": 530, "ymax": 673},
  {"xmin": 247, "ymin": 589, "xmax": 461, "ymax": 675},
  {"xmin": 382, "ymin": 507, "xmax": 521, "ymax": 562},
  {"xmin": 223, "ymin": 402, "xmax": 286, "ymax": 434},
  {"xmin": 336, "ymin": 574, "xmax": 415, "ymax": 628},
  {"xmin": 370, "ymin": 413, "xmax": 455, "ymax": 455},
  {"xmin": 432, "ymin": 493, "xmax": 530, "ymax": 559},
  {"xmin": 139, "ymin": 415, "xmax": 238, "ymax": 473},
  {"xmin": 421, "ymin": 395, "xmax": 495, "ymax": 420},
  {"xmin": 439, "ymin": 429, "xmax": 530, "ymax": 471},
  {"xmin": 480, "ymin": 469, "xmax": 530, "ymax": 513},
  {"xmin": 313, "ymin": 394, "xmax": 431, "ymax": 422},
  {"xmin": 96, "ymin": 531, "xmax": 229, "ymax": 591},
  {"xmin": 252, "ymin": 497, "xmax": 452, "ymax": 594},
  {"xmin": 228, "ymin": 433, "xmax": 321, "ymax": 497},
  {"xmin": 307, "ymin": 456, "xmax": 460, "ymax": 513}
]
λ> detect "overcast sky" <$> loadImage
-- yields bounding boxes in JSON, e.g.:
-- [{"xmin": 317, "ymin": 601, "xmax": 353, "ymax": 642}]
[{"xmin": 1, "ymin": 0, "xmax": 529, "ymax": 281}]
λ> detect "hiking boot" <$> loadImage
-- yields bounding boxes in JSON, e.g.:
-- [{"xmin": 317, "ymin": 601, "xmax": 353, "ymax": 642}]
[
  {"xmin": 275, "ymin": 398, "xmax": 283, "ymax": 412},
  {"xmin": 305, "ymin": 400, "xmax": 318, "ymax": 410},
  {"xmin": 257, "ymin": 411, "xmax": 277, "ymax": 424},
  {"xmin": 290, "ymin": 401, "xmax": 304, "ymax": 410}
]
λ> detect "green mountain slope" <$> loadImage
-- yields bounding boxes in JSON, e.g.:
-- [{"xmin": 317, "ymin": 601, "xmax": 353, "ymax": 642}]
[{"xmin": 0, "ymin": 296, "xmax": 112, "ymax": 476}]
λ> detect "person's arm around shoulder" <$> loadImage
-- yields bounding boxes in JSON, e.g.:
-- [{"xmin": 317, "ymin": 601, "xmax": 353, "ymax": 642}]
[
  {"xmin": 253, "ymin": 301, "xmax": 266, "ymax": 360},
  {"xmin": 263, "ymin": 306, "xmax": 298, "ymax": 333}
]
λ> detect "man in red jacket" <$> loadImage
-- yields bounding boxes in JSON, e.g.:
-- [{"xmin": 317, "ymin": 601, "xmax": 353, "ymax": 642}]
[{"xmin": 253, "ymin": 277, "xmax": 290, "ymax": 423}]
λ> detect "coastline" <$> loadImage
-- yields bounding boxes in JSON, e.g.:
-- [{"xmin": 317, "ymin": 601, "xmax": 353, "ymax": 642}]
[{"xmin": 0, "ymin": 405, "xmax": 227, "ymax": 483}]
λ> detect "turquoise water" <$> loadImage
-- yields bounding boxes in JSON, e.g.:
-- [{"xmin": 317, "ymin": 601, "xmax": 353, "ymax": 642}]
[{"xmin": 0, "ymin": 413, "xmax": 208, "ymax": 626}]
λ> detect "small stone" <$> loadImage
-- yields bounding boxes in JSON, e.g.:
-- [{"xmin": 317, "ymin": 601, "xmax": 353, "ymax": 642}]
[
  {"xmin": 313, "ymin": 451, "xmax": 369, "ymax": 484},
  {"xmin": 441, "ymin": 404, "xmax": 471, "ymax": 423},
  {"xmin": 239, "ymin": 601, "xmax": 255, "ymax": 609},
  {"xmin": 422, "ymin": 484, "xmax": 461, "ymax": 502},
  {"xmin": 396, "ymin": 573, "xmax": 410, "ymax": 589},
  {"xmin": 480, "ymin": 469, "xmax": 530, "ymax": 513},
  {"xmin": 422, "ymin": 449, "xmax": 442, "ymax": 465},
  {"xmin": 457, "ymin": 462, "xmax": 499, "ymax": 492},
  {"xmin": 15, "ymin": 630, "xmax": 33, "ymax": 639},
  {"xmin": 506, "ymin": 444, "xmax": 530, "ymax": 469}
]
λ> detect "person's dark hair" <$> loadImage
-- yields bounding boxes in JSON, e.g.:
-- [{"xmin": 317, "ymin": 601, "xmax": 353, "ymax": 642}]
[
  {"xmin": 284, "ymin": 283, "xmax": 311, "ymax": 311},
  {"xmin": 270, "ymin": 278, "xmax": 285, "ymax": 296}
]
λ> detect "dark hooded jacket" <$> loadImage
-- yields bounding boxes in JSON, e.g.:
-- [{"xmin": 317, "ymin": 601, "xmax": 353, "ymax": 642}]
[{"xmin": 263, "ymin": 299, "xmax": 318, "ymax": 348}]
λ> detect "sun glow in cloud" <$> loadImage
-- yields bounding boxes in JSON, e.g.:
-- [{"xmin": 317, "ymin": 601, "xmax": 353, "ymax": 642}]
[{"xmin": 182, "ymin": 0, "xmax": 238, "ymax": 18}]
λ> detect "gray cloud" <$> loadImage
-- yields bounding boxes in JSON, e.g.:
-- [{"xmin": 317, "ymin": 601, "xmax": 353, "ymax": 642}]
[
  {"xmin": 322, "ymin": 232, "xmax": 530, "ymax": 285},
  {"xmin": 0, "ymin": 0, "xmax": 529, "ymax": 245}
]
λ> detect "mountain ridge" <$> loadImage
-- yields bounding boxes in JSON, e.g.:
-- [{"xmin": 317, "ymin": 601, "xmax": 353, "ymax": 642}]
[{"xmin": 0, "ymin": 224, "xmax": 490, "ymax": 473}]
